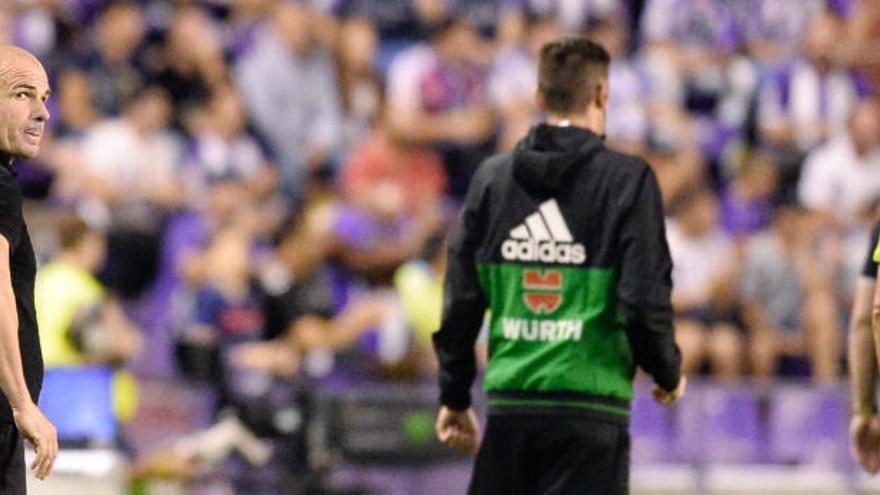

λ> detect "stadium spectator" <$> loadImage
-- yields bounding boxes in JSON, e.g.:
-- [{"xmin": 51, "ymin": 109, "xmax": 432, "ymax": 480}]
[
  {"xmin": 385, "ymin": 16, "xmax": 494, "ymax": 197},
  {"xmin": 330, "ymin": 172, "xmax": 443, "ymax": 287},
  {"xmin": 234, "ymin": 0, "xmax": 343, "ymax": 200},
  {"xmin": 667, "ymin": 188, "xmax": 743, "ymax": 379},
  {"xmin": 500, "ymin": 0, "xmax": 624, "ymax": 38},
  {"xmin": 758, "ymin": 10, "xmax": 868, "ymax": 156},
  {"xmin": 182, "ymin": 227, "xmax": 271, "ymax": 396},
  {"xmin": 588, "ymin": 16, "xmax": 653, "ymax": 151},
  {"xmin": 62, "ymin": 2, "xmax": 148, "ymax": 117},
  {"xmin": 234, "ymin": 207, "xmax": 408, "ymax": 377},
  {"xmin": 641, "ymin": 109, "xmax": 705, "ymax": 209},
  {"xmin": 55, "ymin": 69, "xmax": 98, "ymax": 136},
  {"xmin": 333, "ymin": 0, "xmax": 446, "ymax": 46},
  {"xmin": 226, "ymin": 0, "xmax": 275, "ymax": 58},
  {"xmin": 75, "ymin": 86, "xmax": 182, "ymax": 299},
  {"xmin": 738, "ymin": 0, "xmax": 825, "ymax": 64},
  {"xmin": 446, "ymin": 0, "xmax": 505, "ymax": 39},
  {"xmin": 334, "ymin": 17, "xmax": 384, "ymax": 150},
  {"xmin": 166, "ymin": 177, "xmax": 268, "ymax": 382},
  {"xmin": 147, "ymin": 5, "xmax": 230, "ymax": 133},
  {"xmin": 740, "ymin": 205, "xmax": 841, "ymax": 382},
  {"xmin": 35, "ymin": 215, "xmax": 142, "ymax": 424},
  {"xmin": 718, "ymin": 153, "xmax": 779, "ymax": 240},
  {"xmin": 76, "ymin": 86, "xmax": 182, "ymax": 228},
  {"xmin": 641, "ymin": 0, "xmax": 739, "ymax": 107},
  {"xmin": 37, "ymin": 215, "xmax": 141, "ymax": 369},
  {"xmin": 339, "ymin": 115, "xmax": 448, "ymax": 211},
  {"xmin": 182, "ymin": 86, "xmax": 277, "ymax": 211},
  {"xmin": 798, "ymin": 98, "xmax": 880, "ymax": 225},
  {"xmin": 489, "ymin": 14, "xmax": 561, "ymax": 151}
]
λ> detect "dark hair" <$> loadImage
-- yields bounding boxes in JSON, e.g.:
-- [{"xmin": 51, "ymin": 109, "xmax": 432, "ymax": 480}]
[
  {"xmin": 428, "ymin": 16, "xmax": 470, "ymax": 41},
  {"xmin": 669, "ymin": 185, "xmax": 715, "ymax": 217},
  {"xmin": 57, "ymin": 214, "xmax": 94, "ymax": 250},
  {"xmin": 538, "ymin": 37, "xmax": 610, "ymax": 115}
]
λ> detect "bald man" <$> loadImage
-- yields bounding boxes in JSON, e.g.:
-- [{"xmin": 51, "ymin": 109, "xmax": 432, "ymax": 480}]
[{"xmin": 0, "ymin": 45, "xmax": 58, "ymax": 492}]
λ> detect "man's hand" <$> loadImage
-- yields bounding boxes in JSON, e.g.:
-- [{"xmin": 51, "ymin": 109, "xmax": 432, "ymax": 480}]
[
  {"xmin": 851, "ymin": 414, "xmax": 880, "ymax": 474},
  {"xmin": 231, "ymin": 340, "xmax": 301, "ymax": 378},
  {"xmin": 12, "ymin": 402, "xmax": 57, "ymax": 480},
  {"xmin": 435, "ymin": 406, "xmax": 480, "ymax": 454},
  {"xmin": 652, "ymin": 376, "xmax": 687, "ymax": 405}
]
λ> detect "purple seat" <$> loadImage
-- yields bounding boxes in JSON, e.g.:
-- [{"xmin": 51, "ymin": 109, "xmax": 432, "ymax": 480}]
[
  {"xmin": 631, "ymin": 385, "xmax": 676, "ymax": 464},
  {"xmin": 675, "ymin": 384, "xmax": 761, "ymax": 464},
  {"xmin": 767, "ymin": 384, "xmax": 848, "ymax": 466}
]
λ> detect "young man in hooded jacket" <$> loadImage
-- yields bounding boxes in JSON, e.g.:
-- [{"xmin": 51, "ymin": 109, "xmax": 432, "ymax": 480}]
[{"xmin": 432, "ymin": 37, "xmax": 685, "ymax": 494}]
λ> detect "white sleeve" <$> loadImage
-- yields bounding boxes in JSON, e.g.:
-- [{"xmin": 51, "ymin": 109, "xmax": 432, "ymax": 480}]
[
  {"xmin": 81, "ymin": 124, "xmax": 124, "ymax": 182},
  {"xmin": 797, "ymin": 146, "xmax": 834, "ymax": 212},
  {"xmin": 387, "ymin": 46, "xmax": 432, "ymax": 112}
]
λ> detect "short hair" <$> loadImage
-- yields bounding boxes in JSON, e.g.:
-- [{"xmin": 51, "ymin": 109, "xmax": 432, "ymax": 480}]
[
  {"xmin": 538, "ymin": 37, "xmax": 610, "ymax": 115},
  {"xmin": 57, "ymin": 214, "xmax": 93, "ymax": 250},
  {"xmin": 428, "ymin": 16, "xmax": 471, "ymax": 41},
  {"xmin": 669, "ymin": 185, "xmax": 715, "ymax": 217}
]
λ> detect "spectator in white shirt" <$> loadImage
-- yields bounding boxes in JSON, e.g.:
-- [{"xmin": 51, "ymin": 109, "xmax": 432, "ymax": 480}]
[
  {"xmin": 234, "ymin": 1, "xmax": 343, "ymax": 200},
  {"xmin": 666, "ymin": 187, "xmax": 743, "ymax": 380},
  {"xmin": 798, "ymin": 98, "xmax": 880, "ymax": 225}
]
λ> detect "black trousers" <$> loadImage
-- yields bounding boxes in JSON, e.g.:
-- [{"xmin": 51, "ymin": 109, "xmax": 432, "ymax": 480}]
[
  {"xmin": 0, "ymin": 423, "xmax": 25, "ymax": 494},
  {"xmin": 468, "ymin": 414, "xmax": 630, "ymax": 495}
]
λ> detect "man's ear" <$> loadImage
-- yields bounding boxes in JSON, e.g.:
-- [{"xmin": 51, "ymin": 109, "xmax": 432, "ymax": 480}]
[
  {"xmin": 595, "ymin": 80, "xmax": 609, "ymax": 111},
  {"xmin": 535, "ymin": 86, "xmax": 547, "ymax": 113}
]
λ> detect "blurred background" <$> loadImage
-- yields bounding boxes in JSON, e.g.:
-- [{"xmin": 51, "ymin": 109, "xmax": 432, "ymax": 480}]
[{"xmin": 5, "ymin": 0, "xmax": 880, "ymax": 493}]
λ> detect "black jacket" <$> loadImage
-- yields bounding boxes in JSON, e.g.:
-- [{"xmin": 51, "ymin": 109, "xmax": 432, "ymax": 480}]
[{"xmin": 433, "ymin": 124, "xmax": 681, "ymax": 422}]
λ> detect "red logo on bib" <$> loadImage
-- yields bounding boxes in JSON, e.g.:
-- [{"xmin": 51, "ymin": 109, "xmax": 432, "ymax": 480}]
[{"xmin": 523, "ymin": 269, "xmax": 563, "ymax": 314}]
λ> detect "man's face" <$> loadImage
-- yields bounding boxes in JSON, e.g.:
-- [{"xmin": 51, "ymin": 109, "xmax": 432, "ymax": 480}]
[
  {"xmin": 804, "ymin": 14, "xmax": 839, "ymax": 69},
  {"xmin": 0, "ymin": 51, "xmax": 50, "ymax": 158},
  {"xmin": 850, "ymin": 101, "xmax": 880, "ymax": 152},
  {"xmin": 438, "ymin": 24, "xmax": 480, "ymax": 65}
]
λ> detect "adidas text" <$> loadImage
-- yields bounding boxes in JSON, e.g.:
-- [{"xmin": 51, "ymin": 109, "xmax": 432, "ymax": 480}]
[{"xmin": 501, "ymin": 239, "xmax": 587, "ymax": 265}]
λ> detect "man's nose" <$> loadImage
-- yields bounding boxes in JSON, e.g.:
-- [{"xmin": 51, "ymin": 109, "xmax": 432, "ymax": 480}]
[{"xmin": 33, "ymin": 100, "xmax": 50, "ymax": 122}]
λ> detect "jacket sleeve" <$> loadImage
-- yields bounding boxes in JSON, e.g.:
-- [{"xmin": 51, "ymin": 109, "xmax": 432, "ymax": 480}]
[
  {"xmin": 432, "ymin": 166, "xmax": 490, "ymax": 410},
  {"xmin": 616, "ymin": 165, "xmax": 681, "ymax": 392}
]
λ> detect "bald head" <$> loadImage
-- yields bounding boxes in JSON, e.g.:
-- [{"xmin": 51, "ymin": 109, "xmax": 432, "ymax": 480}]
[
  {"xmin": 0, "ymin": 45, "xmax": 42, "ymax": 70},
  {"xmin": 0, "ymin": 45, "xmax": 50, "ymax": 160}
]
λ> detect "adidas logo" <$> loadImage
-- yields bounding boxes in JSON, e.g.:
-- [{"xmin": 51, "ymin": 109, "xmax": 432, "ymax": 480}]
[{"xmin": 501, "ymin": 199, "xmax": 587, "ymax": 265}]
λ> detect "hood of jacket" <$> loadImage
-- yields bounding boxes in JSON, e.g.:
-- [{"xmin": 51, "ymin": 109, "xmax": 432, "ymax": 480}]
[{"xmin": 512, "ymin": 123, "xmax": 604, "ymax": 193}]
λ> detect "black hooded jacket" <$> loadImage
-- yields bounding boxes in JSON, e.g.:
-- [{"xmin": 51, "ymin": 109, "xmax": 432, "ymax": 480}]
[{"xmin": 432, "ymin": 123, "xmax": 682, "ymax": 423}]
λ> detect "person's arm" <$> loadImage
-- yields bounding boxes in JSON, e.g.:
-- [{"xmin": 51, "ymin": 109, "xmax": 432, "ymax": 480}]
[
  {"xmin": 293, "ymin": 294, "xmax": 393, "ymax": 351},
  {"xmin": 331, "ymin": 217, "xmax": 438, "ymax": 279},
  {"xmin": 431, "ymin": 165, "xmax": 490, "ymax": 412},
  {"xmin": 852, "ymin": 277, "xmax": 878, "ymax": 414},
  {"xmin": 0, "ymin": 239, "xmax": 32, "ymax": 417},
  {"xmin": 0, "ymin": 179, "xmax": 57, "ymax": 479},
  {"xmin": 431, "ymin": 164, "xmax": 491, "ymax": 454},
  {"xmin": 616, "ymin": 165, "xmax": 682, "ymax": 394},
  {"xmin": 850, "ymin": 249, "xmax": 880, "ymax": 474},
  {"xmin": 0, "ymin": 238, "xmax": 57, "ymax": 479}
]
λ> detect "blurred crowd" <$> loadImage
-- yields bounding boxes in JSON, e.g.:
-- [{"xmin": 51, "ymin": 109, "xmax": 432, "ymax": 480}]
[{"xmin": 4, "ymin": 0, "xmax": 880, "ymax": 489}]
